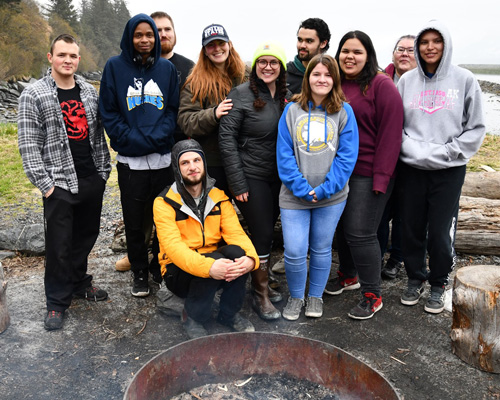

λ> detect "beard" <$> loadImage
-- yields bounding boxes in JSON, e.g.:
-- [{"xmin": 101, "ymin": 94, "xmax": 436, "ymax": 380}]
[
  {"xmin": 297, "ymin": 50, "xmax": 312, "ymax": 62},
  {"xmin": 161, "ymin": 38, "xmax": 176, "ymax": 56},
  {"xmin": 182, "ymin": 171, "xmax": 205, "ymax": 187}
]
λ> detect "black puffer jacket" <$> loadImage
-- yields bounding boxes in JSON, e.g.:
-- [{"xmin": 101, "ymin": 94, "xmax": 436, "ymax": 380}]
[{"xmin": 218, "ymin": 79, "xmax": 287, "ymax": 196}]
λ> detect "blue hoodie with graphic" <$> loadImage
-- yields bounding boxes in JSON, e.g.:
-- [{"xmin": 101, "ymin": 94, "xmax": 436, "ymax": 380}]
[{"xmin": 99, "ymin": 14, "xmax": 179, "ymax": 157}]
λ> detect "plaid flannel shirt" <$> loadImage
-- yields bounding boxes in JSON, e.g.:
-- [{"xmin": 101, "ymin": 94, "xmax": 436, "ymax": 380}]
[{"xmin": 18, "ymin": 70, "xmax": 111, "ymax": 196}]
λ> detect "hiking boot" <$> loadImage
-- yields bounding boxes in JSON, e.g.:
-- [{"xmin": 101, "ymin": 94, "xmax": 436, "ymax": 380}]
[
  {"xmin": 381, "ymin": 258, "xmax": 403, "ymax": 280},
  {"xmin": 424, "ymin": 286, "xmax": 446, "ymax": 314},
  {"xmin": 282, "ymin": 297, "xmax": 304, "ymax": 321},
  {"xmin": 305, "ymin": 296, "xmax": 323, "ymax": 318},
  {"xmin": 268, "ymin": 285, "xmax": 283, "ymax": 303},
  {"xmin": 115, "ymin": 255, "xmax": 131, "ymax": 272},
  {"xmin": 348, "ymin": 293, "xmax": 383, "ymax": 320},
  {"xmin": 74, "ymin": 285, "xmax": 108, "ymax": 302},
  {"xmin": 217, "ymin": 313, "xmax": 255, "ymax": 333},
  {"xmin": 250, "ymin": 265, "xmax": 280, "ymax": 321},
  {"xmin": 131, "ymin": 270, "xmax": 150, "ymax": 297},
  {"xmin": 401, "ymin": 280, "xmax": 425, "ymax": 306},
  {"xmin": 157, "ymin": 286, "xmax": 184, "ymax": 317},
  {"xmin": 44, "ymin": 310, "xmax": 64, "ymax": 331},
  {"xmin": 324, "ymin": 271, "xmax": 360, "ymax": 295},
  {"xmin": 181, "ymin": 309, "xmax": 207, "ymax": 339}
]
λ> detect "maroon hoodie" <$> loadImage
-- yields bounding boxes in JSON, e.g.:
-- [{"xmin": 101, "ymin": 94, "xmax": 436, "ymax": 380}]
[{"xmin": 341, "ymin": 73, "xmax": 403, "ymax": 193}]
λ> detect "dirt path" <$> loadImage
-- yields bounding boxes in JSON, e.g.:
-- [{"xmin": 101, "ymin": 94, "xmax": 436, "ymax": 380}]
[{"xmin": 1, "ymin": 250, "xmax": 499, "ymax": 399}]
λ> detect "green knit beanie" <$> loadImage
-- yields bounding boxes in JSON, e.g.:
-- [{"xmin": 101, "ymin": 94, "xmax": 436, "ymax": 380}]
[{"xmin": 252, "ymin": 41, "xmax": 287, "ymax": 71}]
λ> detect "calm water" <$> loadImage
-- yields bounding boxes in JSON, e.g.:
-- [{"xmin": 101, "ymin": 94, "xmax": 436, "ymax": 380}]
[
  {"xmin": 475, "ymin": 73, "xmax": 500, "ymax": 85},
  {"xmin": 475, "ymin": 74, "xmax": 500, "ymax": 135}
]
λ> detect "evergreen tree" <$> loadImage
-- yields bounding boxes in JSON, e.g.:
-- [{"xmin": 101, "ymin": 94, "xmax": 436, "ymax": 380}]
[
  {"xmin": 79, "ymin": 0, "xmax": 130, "ymax": 69},
  {"xmin": 44, "ymin": 0, "xmax": 77, "ymax": 26}
]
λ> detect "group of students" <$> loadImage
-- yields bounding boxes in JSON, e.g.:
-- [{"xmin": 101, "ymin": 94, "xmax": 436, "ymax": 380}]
[{"xmin": 17, "ymin": 12, "xmax": 485, "ymax": 336}]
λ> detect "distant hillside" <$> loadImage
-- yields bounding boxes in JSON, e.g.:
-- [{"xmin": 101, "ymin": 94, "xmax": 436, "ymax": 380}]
[{"xmin": 459, "ymin": 64, "xmax": 500, "ymax": 74}]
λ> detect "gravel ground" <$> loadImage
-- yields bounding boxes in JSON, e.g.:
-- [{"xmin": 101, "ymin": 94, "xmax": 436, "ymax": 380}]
[{"xmin": 1, "ymin": 181, "xmax": 500, "ymax": 399}]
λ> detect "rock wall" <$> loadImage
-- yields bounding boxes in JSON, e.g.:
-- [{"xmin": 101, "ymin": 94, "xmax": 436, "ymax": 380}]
[{"xmin": 0, "ymin": 72, "xmax": 101, "ymax": 123}]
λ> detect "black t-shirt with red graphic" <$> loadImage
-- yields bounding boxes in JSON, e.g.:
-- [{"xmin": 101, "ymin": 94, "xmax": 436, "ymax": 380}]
[{"xmin": 57, "ymin": 85, "xmax": 97, "ymax": 178}]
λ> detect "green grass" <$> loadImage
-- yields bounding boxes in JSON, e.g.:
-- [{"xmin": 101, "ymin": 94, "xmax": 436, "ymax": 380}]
[
  {"xmin": 0, "ymin": 123, "xmax": 498, "ymax": 206},
  {"xmin": 467, "ymin": 134, "xmax": 500, "ymax": 171},
  {"xmin": 0, "ymin": 123, "xmax": 118, "ymax": 208},
  {"xmin": 0, "ymin": 123, "xmax": 40, "ymax": 206}
]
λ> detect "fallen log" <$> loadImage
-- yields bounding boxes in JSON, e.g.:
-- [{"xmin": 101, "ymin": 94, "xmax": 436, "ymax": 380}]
[
  {"xmin": 462, "ymin": 171, "xmax": 500, "ymax": 200},
  {"xmin": 451, "ymin": 265, "xmax": 500, "ymax": 373},
  {"xmin": 456, "ymin": 196, "xmax": 500, "ymax": 255},
  {"xmin": 0, "ymin": 262, "xmax": 10, "ymax": 334}
]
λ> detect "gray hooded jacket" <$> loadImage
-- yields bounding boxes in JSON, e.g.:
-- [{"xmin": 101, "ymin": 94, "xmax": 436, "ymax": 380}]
[{"xmin": 397, "ymin": 20, "xmax": 485, "ymax": 170}]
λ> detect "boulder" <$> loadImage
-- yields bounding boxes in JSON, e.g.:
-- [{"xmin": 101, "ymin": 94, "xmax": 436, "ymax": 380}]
[{"xmin": 0, "ymin": 224, "xmax": 45, "ymax": 255}]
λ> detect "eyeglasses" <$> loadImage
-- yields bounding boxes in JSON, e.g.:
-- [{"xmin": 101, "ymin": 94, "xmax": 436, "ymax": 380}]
[
  {"xmin": 256, "ymin": 59, "xmax": 280, "ymax": 69},
  {"xmin": 395, "ymin": 47, "xmax": 414, "ymax": 55}
]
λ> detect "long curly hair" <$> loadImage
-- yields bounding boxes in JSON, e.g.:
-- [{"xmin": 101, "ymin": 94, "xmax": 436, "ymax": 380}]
[
  {"xmin": 184, "ymin": 41, "xmax": 247, "ymax": 105},
  {"xmin": 249, "ymin": 62, "xmax": 288, "ymax": 112},
  {"xmin": 334, "ymin": 30, "xmax": 381, "ymax": 95}
]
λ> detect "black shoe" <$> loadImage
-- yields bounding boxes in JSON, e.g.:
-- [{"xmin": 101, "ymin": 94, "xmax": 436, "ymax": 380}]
[
  {"xmin": 381, "ymin": 258, "xmax": 403, "ymax": 280},
  {"xmin": 74, "ymin": 285, "xmax": 108, "ymax": 302},
  {"xmin": 44, "ymin": 310, "xmax": 64, "ymax": 331},
  {"xmin": 149, "ymin": 264, "xmax": 163, "ymax": 285},
  {"xmin": 182, "ymin": 309, "xmax": 207, "ymax": 339},
  {"xmin": 217, "ymin": 313, "xmax": 255, "ymax": 333},
  {"xmin": 131, "ymin": 270, "xmax": 150, "ymax": 297}
]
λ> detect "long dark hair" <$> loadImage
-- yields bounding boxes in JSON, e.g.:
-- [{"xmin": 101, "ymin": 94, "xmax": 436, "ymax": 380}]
[
  {"xmin": 250, "ymin": 62, "xmax": 288, "ymax": 112},
  {"xmin": 334, "ymin": 30, "xmax": 381, "ymax": 94},
  {"xmin": 293, "ymin": 54, "xmax": 345, "ymax": 114}
]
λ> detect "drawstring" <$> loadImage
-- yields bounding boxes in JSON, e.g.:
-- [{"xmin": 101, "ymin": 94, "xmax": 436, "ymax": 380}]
[
  {"xmin": 324, "ymin": 108, "xmax": 328, "ymax": 144},
  {"xmin": 307, "ymin": 101, "xmax": 312, "ymax": 152}
]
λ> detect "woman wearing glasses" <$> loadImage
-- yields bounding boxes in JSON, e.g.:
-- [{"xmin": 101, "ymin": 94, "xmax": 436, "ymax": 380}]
[
  {"xmin": 178, "ymin": 24, "xmax": 248, "ymax": 197},
  {"xmin": 324, "ymin": 31, "xmax": 404, "ymax": 320},
  {"xmin": 385, "ymin": 35, "xmax": 417, "ymax": 84},
  {"xmin": 219, "ymin": 42, "xmax": 290, "ymax": 321}
]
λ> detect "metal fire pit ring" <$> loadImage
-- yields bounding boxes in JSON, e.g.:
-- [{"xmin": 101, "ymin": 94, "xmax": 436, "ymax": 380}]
[{"xmin": 124, "ymin": 332, "xmax": 400, "ymax": 399}]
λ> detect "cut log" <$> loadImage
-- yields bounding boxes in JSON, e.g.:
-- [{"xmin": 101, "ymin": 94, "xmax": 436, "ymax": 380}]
[
  {"xmin": 451, "ymin": 265, "xmax": 500, "ymax": 373},
  {"xmin": 462, "ymin": 171, "xmax": 500, "ymax": 199},
  {"xmin": 455, "ymin": 196, "xmax": 500, "ymax": 255},
  {"xmin": 0, "ymin": 262, "xmax": 10, "ymax": 334}
]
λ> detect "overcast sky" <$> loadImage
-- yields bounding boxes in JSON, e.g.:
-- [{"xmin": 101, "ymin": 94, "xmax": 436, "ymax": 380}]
[{"xmin": 116, "ymin": 0, "xmax": 499, "ymax": 67}]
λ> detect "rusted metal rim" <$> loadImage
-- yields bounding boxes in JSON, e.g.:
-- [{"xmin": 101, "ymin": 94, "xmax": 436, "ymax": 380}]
[{"xmin": 124, "ymin": 332, "xmax": 400, "ymax": 400}]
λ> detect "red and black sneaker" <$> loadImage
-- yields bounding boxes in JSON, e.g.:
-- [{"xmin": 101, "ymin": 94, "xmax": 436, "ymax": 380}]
[
  {"xmin": 44, "ymin": 310, "xmax": 64, "ymax": 331},
  {"xmin": 324, "ymin": 271, "xmax": 361, "ymax": 295},
  {"xmin": 348, "ymin": 293, "xmax": 383, "ymax": 320}
]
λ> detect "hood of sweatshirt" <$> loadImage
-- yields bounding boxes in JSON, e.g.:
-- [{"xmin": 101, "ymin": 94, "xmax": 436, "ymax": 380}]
[
  {"xmin": 120, "ymin": 13, "xmax": 161, "ymax": 65},
  {"xmin": 171, "ymin": 139, "xmax": 215, "ymax": 220},
  {"xmin": 415, "ymin": 19, "xmax": 452, "ymax": 80}
]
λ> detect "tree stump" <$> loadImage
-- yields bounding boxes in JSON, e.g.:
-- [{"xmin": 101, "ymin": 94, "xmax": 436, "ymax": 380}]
[
  {"xmin": 0, "ymin": 261, "xmax": 10, "ymax": 334},
  {"xmin": 451, "ymin": 265, "xmax": 500, "ymax": 373}
]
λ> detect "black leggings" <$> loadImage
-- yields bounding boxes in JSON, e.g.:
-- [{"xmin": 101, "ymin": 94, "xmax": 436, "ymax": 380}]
[{"xmin": 235, "ymin": 178, "xmax": 281, "ymax": 257}]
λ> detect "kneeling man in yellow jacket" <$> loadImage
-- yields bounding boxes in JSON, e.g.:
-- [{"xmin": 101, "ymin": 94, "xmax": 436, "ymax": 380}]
[{"xmin": 153, "ymin": 139, "xmax": 258, "ymax": 339}]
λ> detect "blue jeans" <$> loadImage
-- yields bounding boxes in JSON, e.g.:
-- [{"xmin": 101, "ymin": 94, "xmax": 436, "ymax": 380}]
[{"xmin": 281, "ymin": 201, "xmax": 346, "ymax": 299}]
